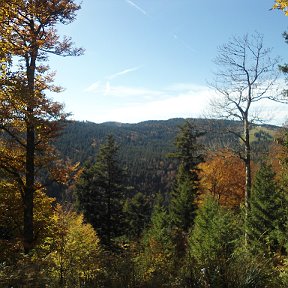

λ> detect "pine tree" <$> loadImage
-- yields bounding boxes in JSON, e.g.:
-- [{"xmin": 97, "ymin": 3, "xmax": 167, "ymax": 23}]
[
  {"xmin": 75, "ymin": 135, "xmax": 127, "ymax": 247},
  {"xmin": 248, "ymin": 163, "xmax": 287, "ymax": 254}
]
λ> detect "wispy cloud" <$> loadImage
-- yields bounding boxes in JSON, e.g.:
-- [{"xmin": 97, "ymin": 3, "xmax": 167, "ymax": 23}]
[
  {"xmin": 81, "ymin": 81, "xmax": 288, "ymax": 125},
  {"xmin": 85, "ymin": 65, "xmax": 142, "ymax": 94},
  {"xmin": 82, "ymin": 83, "xmax": 215, "ymax": 123},
  {"xmin": 85, "ymin": 82, "xmax": 164, "ymax": 99},
  {"xmin": 84, "ymin": 86, "xmax": 213, "ymax": 123},
  {"xmin": 107, "ymin": 66, "xmax": 142, "ymax": 80},
  {"xmin": 125, "ymin": 0, "xmax": 147, "ymax": 15}
]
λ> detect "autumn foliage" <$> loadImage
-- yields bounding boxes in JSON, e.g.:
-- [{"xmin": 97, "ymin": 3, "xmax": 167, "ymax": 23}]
[
  {"xmin": 199, "ymin": 149, "xmax": 246, "ymax": 208},
  {"xmin": 273, "ymin": 0, "xmax": 288, "ymax": 15}
]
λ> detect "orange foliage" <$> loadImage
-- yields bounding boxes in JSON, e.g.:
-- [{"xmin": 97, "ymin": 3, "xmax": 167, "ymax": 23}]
[{"xmin": 199, "ymin": 149, "xmax": 245, "ymax": 208}]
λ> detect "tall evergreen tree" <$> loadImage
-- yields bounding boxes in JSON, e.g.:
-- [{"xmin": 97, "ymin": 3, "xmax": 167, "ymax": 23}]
[
  {"xmin": 75, "ymin": 135, "xmax": 127, "ymax": 247},
  {"xmin": 248, "ymin": 163, "xmax": 287, "ymax": 254},
  {"xmin": 169, "ymin": 121, "xmax": 205, "ymax": 232}
]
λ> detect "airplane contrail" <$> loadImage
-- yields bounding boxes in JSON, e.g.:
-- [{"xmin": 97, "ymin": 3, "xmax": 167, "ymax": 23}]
[
  {"xmin": 107, "ymin": 66, "xmax": 142, "ymax": 80},
  {"xmin": 125, "ymin": 0, "xmax": 147, "ymax": 16}
]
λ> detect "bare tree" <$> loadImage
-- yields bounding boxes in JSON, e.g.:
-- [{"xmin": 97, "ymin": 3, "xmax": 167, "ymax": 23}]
[{"xmin": 209, "ymin": 32, "xmax": 285, "ymax": 223}]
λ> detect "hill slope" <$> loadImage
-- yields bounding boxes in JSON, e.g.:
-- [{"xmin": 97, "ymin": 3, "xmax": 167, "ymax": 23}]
[{"xmin": 54, "ymin": 118, "xmax": 278, "ymax": 199}]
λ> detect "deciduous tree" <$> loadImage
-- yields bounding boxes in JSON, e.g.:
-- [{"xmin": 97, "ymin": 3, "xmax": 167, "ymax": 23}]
[
  {"xmin": 209, "ymin": 32, "xmax": 283, "ymax": 224},
  {"xmin": 199, "ymin": 149, "xmax": 245, "ymax": 208},
  {"xmin": 48, "ymin": 206, "xmax": 102, "ymax": 287},
  {"xmin": 0, "ymin": 0, "xmax": 83, "ymax": 253}
]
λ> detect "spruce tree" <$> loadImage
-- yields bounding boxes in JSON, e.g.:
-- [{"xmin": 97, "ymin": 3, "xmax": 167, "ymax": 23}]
[
  {"xmin": 123, "ymin": 192, "xmax": 151, "ymax": 239},
  {"xmin": 248, "ymin": 163, "xmax": 286, "ymax": 254},
  {"xmin": 75, "ymin": 135, "xmax": 127, "ymax": 247},
  {"xmin": 169, "ymin": 121, "xmax": 205, "ymax": 232},
  {"xmin": 188, "ymin": 196, "xmax": 240, "ymax": 287}
]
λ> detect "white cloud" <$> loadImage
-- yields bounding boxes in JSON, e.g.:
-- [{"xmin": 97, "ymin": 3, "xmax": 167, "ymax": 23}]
[
  {"xmin": 251, "ymin": 99, "xmax": 288, "ymax": 126},
  {"xmin": 85, "ymin": 81, "xmax": 164, "ymax": 99},
  {"xmin": 80, "ymin": 81, "xmax": 288, "ymax": 124},
  {"xmin": 80, "ymin": 83, "xmax": 215, "ymax": 123}
]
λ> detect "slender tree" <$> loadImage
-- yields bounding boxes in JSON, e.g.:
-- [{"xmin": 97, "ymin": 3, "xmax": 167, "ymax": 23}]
[
  {"xmin": 75, "ymin": 135, "xmax": 128, "ymax": 247},
  {"xmin": 209, "ymin": 32, "xmax": 284, "ymax": 225},
  {"xmin": 0, "ymin": 0, "xmax": 83, "ymax": 253}
]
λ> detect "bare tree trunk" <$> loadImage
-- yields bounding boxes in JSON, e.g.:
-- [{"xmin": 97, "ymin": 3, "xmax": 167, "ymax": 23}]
[{"xmin": 244, "ymin": 117, "xmax": 251, "ymax": 243}]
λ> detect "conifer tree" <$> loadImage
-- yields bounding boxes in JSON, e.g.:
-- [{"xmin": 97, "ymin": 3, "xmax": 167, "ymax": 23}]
[
  {"xmin": 188, "ymin": 196, "xmax": 240, "ymax": 286},
  {"xmin": 169, "ymin": 121, "xmax": 205, "ymax": 232},
  {"xmin": 75, "ymin": 135, "xmax": 128, "ymax": 247},
  {"xmin": 248, "ymin": 163, "xmax": 287, "ymax": 254},
  {"xmin": 123, "ymin": 192, "xmax": 151, "ymax": 239}
]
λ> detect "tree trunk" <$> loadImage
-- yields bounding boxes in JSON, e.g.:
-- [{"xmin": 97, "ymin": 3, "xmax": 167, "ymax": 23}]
[
  {"xmin": 244, "ymin": 117, "xmax": 251, "ymax": 243},
  {"xmin": 244, "ymin": 118, "xmax": 252, "ymax": 210},
  {"xmin": 23, "ymin": 121, "xmax": 35, "ymax": 253},
  {"xmin": 23, "ymin": 53, "xmax": 36, "ymax": 253}
]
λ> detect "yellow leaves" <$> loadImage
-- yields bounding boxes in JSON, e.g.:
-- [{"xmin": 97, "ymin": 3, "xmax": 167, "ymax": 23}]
[
  {"xmin": 273, "ymin": 0, "xmax": 288, "ymax": 15},
  {"xmin": 0, "ymin": 182, "xmax": 56, "ymax": 261},
  {"xmin": 199, "ymin": 149, "xmax": 246, "ymax": 208},
  {"xmin": 47, "ymin": 206, "xmax": 102, "ymax": 284}
]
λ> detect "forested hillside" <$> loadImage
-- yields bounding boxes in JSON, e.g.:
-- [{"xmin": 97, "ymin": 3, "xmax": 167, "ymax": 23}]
[{"xmin": 54, "ymin": 118, "xmax": 277, "ymax": 199}]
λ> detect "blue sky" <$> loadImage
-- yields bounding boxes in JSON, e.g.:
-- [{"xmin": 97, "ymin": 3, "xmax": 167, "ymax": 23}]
[{"xmin": 49, "ymin": 0, "xmax": 288, "ymax": 124}]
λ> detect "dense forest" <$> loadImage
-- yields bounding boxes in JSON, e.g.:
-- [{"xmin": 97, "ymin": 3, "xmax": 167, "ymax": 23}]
[
  {"xmin": 52, "ymin": 118, "xmax": 276, "ymax": 201},
  {"xmin": 1, "ymin": 0, "xmax": 288, "ymax": 287}
]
